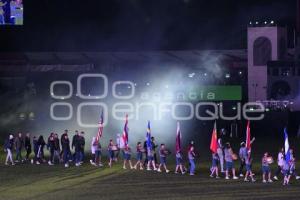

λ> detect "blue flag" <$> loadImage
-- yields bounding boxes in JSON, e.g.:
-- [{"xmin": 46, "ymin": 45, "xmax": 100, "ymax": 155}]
[
  {"xmin": 146, "ymin": 121, "xmax": 152, "ymax": 150},
  {"xmin": 284, "ymin": 128, "xmax": 291, "ymax": 163}
]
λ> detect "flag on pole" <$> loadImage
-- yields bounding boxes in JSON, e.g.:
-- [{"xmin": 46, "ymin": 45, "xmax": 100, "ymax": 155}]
[
  {"xmin": 284, "ymin": 128, "xmax": 291, "ymax": 163},
  {"xmin": 95, "ymin": 110, "xmax": 104, "ymax": 142},
  {"xmin": 210, "ymin": 121, "xmax": 218, "ymax": 154},
  {"xmin": 246, "ymin": 121, "xmax": 251, "ymax": 151},
  {"xmin": 176, "ymin": 122, "xmax": 181, "ymax": 152},
  {"xmin": 122, "ymin": 114, "xmax": 129, "ymax": 147},
  {"xmin": 146, "ymin": 121, "xmax": 152, "ymax": 150}
]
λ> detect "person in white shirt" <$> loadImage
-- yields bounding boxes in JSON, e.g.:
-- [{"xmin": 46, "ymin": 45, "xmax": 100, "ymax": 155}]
[
  {"xmin": 273, "ymin": 147, "xmax": 284, "ymax": 181},
  {"xmin": 115, "ymin": 133, "xmax": 124, "ymax": 162},
  {"xmin": 217, "ymin": 138, "xmax": 225, "ymax": 173}
]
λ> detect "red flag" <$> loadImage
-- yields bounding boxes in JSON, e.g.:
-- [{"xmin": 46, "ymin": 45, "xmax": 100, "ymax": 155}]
[
  {"xmin": 246, "ymin": 121, "xmax": 251, "ymax": 151},
  {"xmin": 210, "ymin": 121, "xmax": 218, "ymax": 153},
  {"xmin": 96, "ymin": 111, "xmax": 104, "ymax": 142},
  {"xmin": 122, "ymin": 114, "xmax": 129, "ymax": 147},
  {"xmin": 176, "ymin": 122, "xmax": 181, "ymax": 152}
]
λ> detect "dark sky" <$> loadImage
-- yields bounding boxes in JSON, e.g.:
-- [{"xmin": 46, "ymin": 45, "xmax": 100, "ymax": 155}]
[{"xmin": 0, "ymin": 0, "xmax": 296, "ymax": 51}]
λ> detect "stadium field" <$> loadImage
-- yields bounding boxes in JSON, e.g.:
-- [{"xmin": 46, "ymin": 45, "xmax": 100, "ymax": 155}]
[{"xmin": 1, "ymin": 160, "xmax": 300, "ymax": 200}]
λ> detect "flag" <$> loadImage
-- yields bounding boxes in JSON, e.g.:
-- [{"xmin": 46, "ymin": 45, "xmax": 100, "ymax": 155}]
[
  {"xmin": 246, "ymin": 121, "xmax": 251, "ymax": 151},
  {"xmin": 176, "ymin": 122, "xmax": 181, "ymax": 152},
  {"xmin": 146, "ymin": 121, "xmax": 152, "ymax": 150},
  {"xmin": 210, "ymin": 121, "xmax": 218, "ymax": 153},
  {"xmin": 284, "ymin": 128, "xmax": 291, "ymax": 163},
  {"xmin": 122, "ymin": 114, "xmax": 129, "ymax": 147},
  {"xmin": 95, "ymin": 110, "xmax": 104, "ymax": 142}
]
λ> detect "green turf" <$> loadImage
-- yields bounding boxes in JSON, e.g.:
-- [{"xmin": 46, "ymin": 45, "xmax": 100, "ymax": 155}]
[{"xmin": 1, "ymin": 157, "xmax": 300, "ymax": 200}]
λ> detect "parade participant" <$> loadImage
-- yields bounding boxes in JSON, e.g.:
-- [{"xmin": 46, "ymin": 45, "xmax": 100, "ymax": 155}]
[
  {"xmin": 32, "ymin": 136, "xmax": 40, "ymax": 164},
  {"xmin": 72, "ymin": 130, "xmax": 80, "ymax": 162},
  {"xmin": 224, "ymin": 143, "xmax": 238, "ymax": 180},
  {"xmin": 217, "ymin": 137, "xmax": 225, "ymax": 173},
  {"xmin": 157, "ymin": 144, "xmax": 170, "ymax": 173},
  {"xmin": 244, "ymin": 151, "xmax": 255, "ymax": 182},
  {"xmin": 123, "ymin": 145, "xmax": 133, "ymax": 169},
  {"xmin": 53, "ymin": 133, "xmax": 61, "ymax": 164},
  {"xmin": 108, "ymin": 139, "xmax": 116, "ymax": 168},
  {"xmin": 37, "ymin": 135, "xmax": 46, "ymax": 163},
  {"xmin": 147, "ymin": 143, "xmax": 157, "ymax": 171},
  {"xmin": 273, "ymin": 148, "xmax": 284, "ymax": 181},
  {"xmin": 90, "ymin": 136, "xmax": 102, "ymax": 166},
  {"xmin": 151, "ymin": 137, "xmax": 158, "ymax": 165},
  {"xmin": 4, "ymin": 135, "xmax": 15, "ymax": 165},
  {"xmin": 283, "ymin": 160, "xmax": 291, "ymax": 186},
  {"xmin": 210, "ymin": 153, "xmax": 219, "ymax": 178},
  {"xmin": 47, "ymin": 133, "xmax": 55, "ymax": 165},
  {"xmin": 262, "ymin": 152, "xmax": 273, "ymax": 183},
  {"xmin": 143, "ymin": 139, "xmax": 148, "ymax": 167},
  {"xmin": 238, "ymin": 142, "xmax": 247, "ymax": 177},
  {"xmin": 175, "ymin": 150, "xmax": 185, "ymax": 175},
  {"xmin": 288, "ymin": 148, "xmax": 300, "ymax": 180},
  {"xmin": 188, "ymin": 146, "xmax": 196, "ymax": 175},
  {"xmin": 14, "ymin": 132, "xmax": 24, "ymax": 163},
  {"xmin": 24, "ymin": 133, "xmax": 32, "ymax": 162},
  {"xmin": 133, "ymin": 142, "xmax": 144, "ymax": 170},
  {"xmin": 61, "ymin": 133, "xmax": 71, "ymax": 167},
  {"xmin": 115, "ymin": 133, "xmax": 124, "ymax": 162}
]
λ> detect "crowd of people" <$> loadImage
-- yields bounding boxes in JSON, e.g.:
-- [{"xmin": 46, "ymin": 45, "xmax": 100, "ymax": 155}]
[{"xmin": 3, "ymin": 129, "xmax": 300, "ymax": 186}]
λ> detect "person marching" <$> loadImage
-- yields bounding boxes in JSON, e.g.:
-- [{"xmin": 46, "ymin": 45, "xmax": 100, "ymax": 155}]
[
  {"xmin": 123, "ymin": 145, "xmax": 133, "ymax": 169},
  {"xmin": 146, "ymin": 121, "xmax": 157, "ymax": 171},
  {"xmin": 157, "ymin": 144, "xmax": 170, "ymax": 173},
  {"xmin": 90, "ymin": 136, "xmax": 102, "ymax": 166},
  {"xmin": 53, "ymin": 133, "xmax": 61, "ymax": 164},
  {"xmin": 262, "ymin": 152, "xmax": 273, "ymax": 183},
  {"xmin": 4, "ymin": 135, "xmax": 15, "ymax": 165},
  {"xmin": 224, "ymin": 142, "xmax": 238, "ymax": 180},
  {"xmin": 37, "ymin": 135, "xmax": 46, "ymax": 163},
  {"xmin": 175, "ymin": 122, "xmax": 185, "ymax": 175},
  {"xmin": 238, "ymin": 142, "xmax": 247, "ymax": 177},
  {"xmin": 61, "ymin": 133, "xmax": 71, "ymax": 167},
  {"xmin": 108, "ymin": 139, "xmax": 115, "ymax": 168},
  {"xmin": 24, "ymin": 133, "xmax": 32, "ymax": 162},
  {"xmin": 243, "ymin": 150, "xmax": 255, "ymax": 182},
  {"xmin": 14, "ymin": 132, "xmax": 24, "ymax": 163},
  {"xmin": 47, "ymin": 133, "xmax": 55, "ymax": 165},
  {"xmin": 210, "ymin": 121, "xmax": 219, "ymax": 178},
  {"xmin": 133, "ymin": 142, "xmax": 144, "ymax": 170},
  {"xmin": 188, "ymin": 146, "xmax": 196, "ymax": 175},
  {"xmin": 273, "ymin": 147, "xmax": 284, "ymax": 181}
]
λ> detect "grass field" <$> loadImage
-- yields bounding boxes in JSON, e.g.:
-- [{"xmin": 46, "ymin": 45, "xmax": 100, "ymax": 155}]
[{"xmin": 1, "ymin": 156, "xmax": 300, "ymax": 200}]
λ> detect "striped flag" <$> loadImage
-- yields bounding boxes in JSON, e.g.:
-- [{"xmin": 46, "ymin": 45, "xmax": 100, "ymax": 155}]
[
  {"xmin": 246, "ymin": 121, "xmax": 251, "ymax": 151},
  {"xmin": 122, "ymin": 114, "xmax": 129, "ymax": 147},
  {"xmin": 95, "ymin": 110, "xmax": 104, "ymax": 142},
  {"xmin": 210, "ymin": 121, "xmax": 218, "ymax": 153},
  {"xmin": 176, "ymin": 122, "xmax": 181, "ymax": 152},
  {"xmin": 284, "ymin": 128, "xmax": 291, "ymax": 163},
  {"xmin": 146, "ymin": 121, "xmax": 152, "ymax": 150}
]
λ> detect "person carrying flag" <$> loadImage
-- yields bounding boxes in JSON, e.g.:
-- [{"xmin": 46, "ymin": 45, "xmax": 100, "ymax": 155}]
[
  {"xmin": 175, "ymin": 122, "xmax": 185, "ymax": 175},
  {"xmin": 146, "ymin": 121, "xmax": 157, "ymax": 171},
  {"xmin": 210, "ymin": 122, "xmax": 219, "ymax": 178}
]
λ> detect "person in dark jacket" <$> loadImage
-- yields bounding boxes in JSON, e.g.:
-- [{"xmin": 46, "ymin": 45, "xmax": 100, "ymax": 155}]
[
  {"xmin": 72, "ymin": 130, "xmax": 79, "ymax": 162},
  {"xmin": 60, "ymin": 129, "xmax": 68, "ymax": 158},
  {"xmin": 79, "ymin": 131, "xmax": 85, "ymax": 163},
  {"xmin": 24, "ymin": 133, "xmax": 32, "ymax": 161},
  {"xmin": 37, "ymin": 135, "xmax": 46, "ymax": 163},
  {"xmin": 61, "ymin": 133, "xmax": 71, "ymax": 167},
  {"xmin": 14, "ymin": 132, "xmax": 24, "ymax": 162},
  {"xmin": 32, "ymin": 136, "xmax": 40, "ymax": 164},
  {"xmin": 47, "ymin": 133, "xmax": 55, "ymax": 165},
  {"xmin": 75, "ymin": 131, "xmax": 85, "ymax": 166},
  {"xmin": 4, "ymin": 135, "xmax": 15, "ymax": 165},
  {"xmin": 53, "ymin": 133, "xmax": 61, "ymax": 163}
]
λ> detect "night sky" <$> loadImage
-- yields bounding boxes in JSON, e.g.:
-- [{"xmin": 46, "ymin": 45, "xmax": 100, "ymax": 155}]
[{"xmin": 0, "ymin": 0, "xmax": 296, "ymax": 51}]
